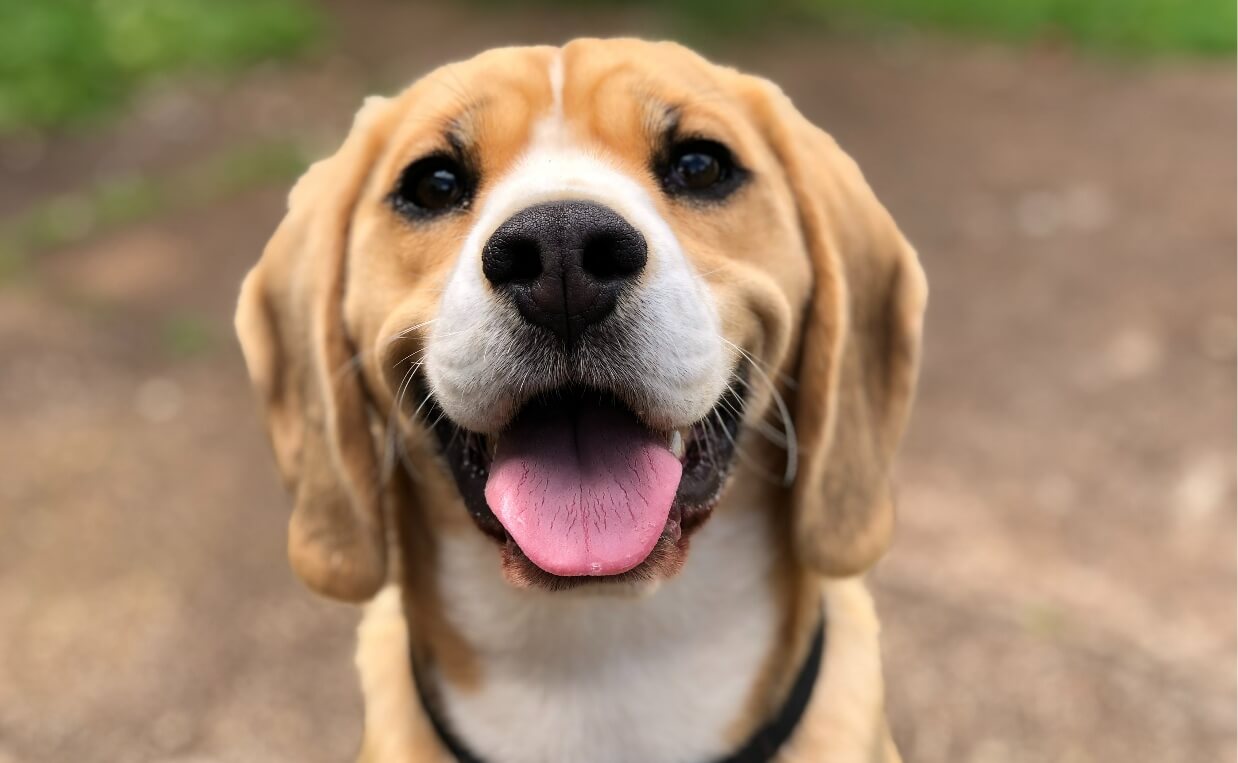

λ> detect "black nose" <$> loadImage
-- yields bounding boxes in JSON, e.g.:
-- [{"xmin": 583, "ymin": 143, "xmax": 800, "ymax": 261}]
[{"xmin": 482, "ymin": 200, "xmax": 647, "ymax": 345}]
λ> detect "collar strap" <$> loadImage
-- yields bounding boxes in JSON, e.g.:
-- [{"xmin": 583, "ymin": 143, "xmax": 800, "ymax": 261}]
[{"xmin": 412, "ymin": 612, "xmax": 826, "ymax": 763}]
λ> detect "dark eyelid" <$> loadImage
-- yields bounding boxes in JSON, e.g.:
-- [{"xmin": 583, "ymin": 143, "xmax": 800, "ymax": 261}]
[
  {"xmin": 388, "ymin": 149, "xmax": 476, "ymax": 221},
  {"xmin": 654, "ymin": 133, "xmax": 749, "ymax": 203}
]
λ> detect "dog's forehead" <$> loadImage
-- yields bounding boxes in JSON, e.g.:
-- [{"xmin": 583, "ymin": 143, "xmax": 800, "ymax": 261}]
[{"xmin": 387, "ymin": 40, "xmax": 736, "ymax": 156}]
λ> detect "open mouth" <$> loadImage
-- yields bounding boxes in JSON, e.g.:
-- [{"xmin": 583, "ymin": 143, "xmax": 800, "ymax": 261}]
[{"xmin": 420, "ymin": 379, "xmax": 745, "ymax": 586}]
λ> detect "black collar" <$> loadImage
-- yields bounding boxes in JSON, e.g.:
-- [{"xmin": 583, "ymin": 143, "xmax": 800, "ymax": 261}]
[{"xmin": 411, "ymin": 613, "xmax": 826, "ymax": 763}]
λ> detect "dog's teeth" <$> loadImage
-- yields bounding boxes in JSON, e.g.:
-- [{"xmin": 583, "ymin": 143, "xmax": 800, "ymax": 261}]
[{"xmin": 669, "ymin": 430, "xmax": 685, "ymax": 459}]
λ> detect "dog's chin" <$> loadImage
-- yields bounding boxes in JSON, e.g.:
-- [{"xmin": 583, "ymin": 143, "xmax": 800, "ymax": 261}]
[{"xmin": 415, "ymin": 377, "xmax": 745, "ymax": 592}]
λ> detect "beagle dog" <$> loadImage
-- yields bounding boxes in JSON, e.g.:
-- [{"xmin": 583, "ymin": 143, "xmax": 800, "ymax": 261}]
[{"xmin": 235, "ymin": 39, "xmax": 926, "ymax": 763}]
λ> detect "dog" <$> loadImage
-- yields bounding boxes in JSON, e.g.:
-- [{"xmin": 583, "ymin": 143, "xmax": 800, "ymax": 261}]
[{"xmin": 235, "ymin": 38, "xmax": 926, "ymax": 763}]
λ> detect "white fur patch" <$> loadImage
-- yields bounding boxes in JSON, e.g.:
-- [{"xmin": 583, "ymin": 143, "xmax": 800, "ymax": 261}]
[{"xmin": 431, "ymin": 509, "xmax": 780, "ymax": 763}]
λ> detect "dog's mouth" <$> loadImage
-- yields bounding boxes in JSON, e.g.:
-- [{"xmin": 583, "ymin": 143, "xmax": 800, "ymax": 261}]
[{"xmin": 420, "ymin": 379, "xmax": 744, "ymax": 587}]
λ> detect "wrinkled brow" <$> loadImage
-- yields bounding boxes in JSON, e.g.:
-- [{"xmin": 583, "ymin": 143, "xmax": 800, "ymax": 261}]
[
  {"xmin": 636, "ymin": 101, "xmax": 682, "ymax": 150},
  {"xmin": 440, "ymin": 97, "xmax": 489, "ymax": 151}
]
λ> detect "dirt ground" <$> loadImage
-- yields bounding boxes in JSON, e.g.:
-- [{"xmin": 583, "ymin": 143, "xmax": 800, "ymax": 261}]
[{"xmin": 0, "ymin": 2, "xmax": 1233, "ymax": 761}]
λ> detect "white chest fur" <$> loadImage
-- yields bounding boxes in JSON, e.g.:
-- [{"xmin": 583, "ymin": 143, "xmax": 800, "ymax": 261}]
[{"xmin": 430, "ymin": 507, "xmax": 780, "ymax": 763}]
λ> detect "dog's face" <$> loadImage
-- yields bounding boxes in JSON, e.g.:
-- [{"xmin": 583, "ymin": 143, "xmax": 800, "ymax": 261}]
[{"xmin": 236, "ymin": 40, "xmax": 926, "ymax": 600}]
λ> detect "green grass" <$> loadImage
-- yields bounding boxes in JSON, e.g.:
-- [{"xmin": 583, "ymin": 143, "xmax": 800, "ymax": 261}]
[{"xmin": 0, "ymin": 0, "xmax": 322, "ymax": 134}]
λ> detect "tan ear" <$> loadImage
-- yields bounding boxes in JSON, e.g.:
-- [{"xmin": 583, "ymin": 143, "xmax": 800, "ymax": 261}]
[
  {"xmin": 235, "ymin": 96, "xmax": 395, "ymax": 601},
  {"xmin": 749, "ymin": 81, "xmax": 927, "ymax": 576}
]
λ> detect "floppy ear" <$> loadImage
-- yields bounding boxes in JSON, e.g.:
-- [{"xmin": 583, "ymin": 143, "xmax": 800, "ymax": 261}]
[
  {"xmin": 235, "ymin": 96, "xmax": 395, "ymax": 601},
  {"xmin": 750, "ymin": 81, "xmax": 927, "ymax": 577}
]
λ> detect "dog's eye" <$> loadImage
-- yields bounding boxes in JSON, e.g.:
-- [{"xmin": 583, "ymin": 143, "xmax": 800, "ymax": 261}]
[
  {"xmin": 663, "ymin": 139, "xmax": 740, "ymax": 198},
  {"xmin": 391, "ymin": 155, "xmax": 471, "ymax": 217},
  {"xmin": 671, "ymin": 149, "xmax": 721, "ymax": 189}
]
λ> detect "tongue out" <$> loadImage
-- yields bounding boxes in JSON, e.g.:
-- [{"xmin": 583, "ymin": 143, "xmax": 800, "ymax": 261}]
[{"xmin": 484, "ymin": 401, "xmax": 683, "ymax": 576}]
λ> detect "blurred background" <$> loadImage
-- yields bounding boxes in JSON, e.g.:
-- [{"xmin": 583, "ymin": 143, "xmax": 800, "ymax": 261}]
[{"xmin": 0, "ymin": 1, "xmax": 1233, "ymax": 761}]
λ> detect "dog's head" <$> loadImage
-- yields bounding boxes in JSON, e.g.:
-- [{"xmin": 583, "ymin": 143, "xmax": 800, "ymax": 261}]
[{"xmin": 235, "ymin": 40, "xmax": 926, "ymax": 601}]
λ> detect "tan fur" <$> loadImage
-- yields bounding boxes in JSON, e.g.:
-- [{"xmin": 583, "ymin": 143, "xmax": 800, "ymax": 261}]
[
  {"xmin": 236, "ymin": 38, "xmax": 924, "ymax": 763},
  {"xmin": 737, "ymin": 78, "xmax": 927, "ymax": 578},
  {"xmin": 235, "ymin": 95, "xmax": 401, "ymax": 601}
]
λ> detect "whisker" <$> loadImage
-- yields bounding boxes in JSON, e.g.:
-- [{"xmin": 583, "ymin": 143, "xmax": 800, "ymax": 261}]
[
  {"xmin": 385, "ymin": 318, "xmax": 440, "ymax": 344},
  {"xmin": 719, "ymin": 337, "xmax": 798, "ymax": 486},
  {"xmin": 335, "ymin": 322, "xmax": 437, "ymax": 383},
  {"xmin": 720, "ymin": 379, "xmax": 788, "ymax": 449},
  {"xmin": 382, "ymin": 356, "xmax": 425, "ymax": 479},
  {"xmin": 732, "ymin": 375, "xmax": 793, "ymax": 442},
  {"xmin": 700, "ymin": 415, "xmax": 721, "ymax": 474},
  {"xmin": 410, "ymin": 385, "xmax": 436, "ymax": 424},
  {"xmin": 382, "ymin": 368, "xmax": 416, "ymax": 481},
  {"xmin": 723, "ymin": 336, "xmax": 797, "ymax": 388},
  {"xmin": 712, "ymin": 408, "xmax": 782, "ymax": 486},
  {"xmin": 393, "ymin": 348, "xmax": 428, "ymax": 368}
]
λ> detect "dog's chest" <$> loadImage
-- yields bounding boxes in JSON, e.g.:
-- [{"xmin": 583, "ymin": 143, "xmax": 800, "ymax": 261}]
[{"xmin": 432, "ymin": 508, "xmax": 780, "ymax": 763}]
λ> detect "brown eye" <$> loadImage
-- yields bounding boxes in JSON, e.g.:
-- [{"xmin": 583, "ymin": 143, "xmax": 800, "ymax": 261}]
[
  {"xmin": 673, "ymin": 151, "xmax": 721, "ymax": 188},
  {"xmin": 663, "ymin": 139, "xmax": 741, "ymax": 199},
  {"xmin": 391, "ymin": 155, "xmax": 471, "ymax": 217},
  {"xmin": 414, "ymin": 167, "xmax": 462, "ymax": 209}
]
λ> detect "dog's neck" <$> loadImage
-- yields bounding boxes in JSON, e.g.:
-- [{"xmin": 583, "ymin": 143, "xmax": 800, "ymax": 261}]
[{"xmin": 408, "ymin": 499, "xmax": 807, "ymax": 763}]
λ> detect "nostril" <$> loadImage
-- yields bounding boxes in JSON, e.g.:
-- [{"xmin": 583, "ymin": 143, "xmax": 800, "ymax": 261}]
[
  {"xmin": 581, "ymin": 229, "xmax": 646, "ymax": 281},
  {"xmin": 483, "ymin": 235, "xmax": 543, "ymax": 286}
]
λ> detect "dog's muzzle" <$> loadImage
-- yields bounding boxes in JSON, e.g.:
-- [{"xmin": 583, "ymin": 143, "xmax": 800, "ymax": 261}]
[{"xmin": 415, "ymin": 198, "xmax": 738, "ymax": 583}]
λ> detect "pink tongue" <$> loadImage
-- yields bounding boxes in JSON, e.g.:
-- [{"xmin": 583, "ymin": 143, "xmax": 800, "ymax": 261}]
[{"xmin": 484, "ymin": 402, "xmax": 682, "ymax": 576}]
